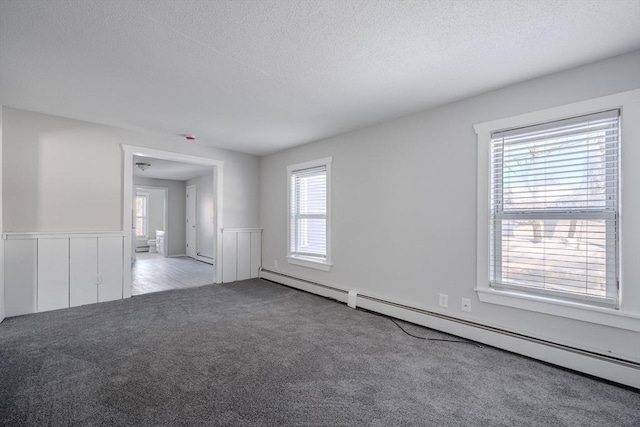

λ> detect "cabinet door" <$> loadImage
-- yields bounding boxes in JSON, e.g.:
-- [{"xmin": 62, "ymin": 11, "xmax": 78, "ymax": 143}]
[
  {"xmin": 38, "ymin": 238, "xmax": 70, "ymax": 312},
  {"xmin": 70, "ymin": 238, "xmax": 98, "ymax": 307},
  {"xmin": 98, "ymin": 237, "xmax": 123, "ymax": 302}
]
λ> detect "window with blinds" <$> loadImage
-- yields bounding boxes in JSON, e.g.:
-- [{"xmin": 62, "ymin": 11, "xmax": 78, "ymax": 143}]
[
  {"xmin": 490, "ymin": 109, "xmax": 619, "ymax": 307},
  {"xmin": 290, "ymin": 165, "xmax": 327, "ymax": 260}
]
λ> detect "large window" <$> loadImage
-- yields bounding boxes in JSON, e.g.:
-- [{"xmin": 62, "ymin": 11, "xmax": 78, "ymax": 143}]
[
  {"xmin": 135, "ymin": 192, "xmax": 149, "ymax": 238},
  {"xmin": 287, "ymin": 157, "xmax": 332, "ymax": 271},
  {"xmin": 490, "ymin": 110, "xmax": 619, "ymax": 307}
]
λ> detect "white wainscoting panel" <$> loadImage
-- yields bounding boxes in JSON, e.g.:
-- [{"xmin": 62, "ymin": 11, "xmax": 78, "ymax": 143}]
[
  {"xmin": 3, "ymin": 232, "xmax": 125, "ymax": 317},
  {"xmin": 38, "ymin": 238, "xmax": 70, "ymax": 312},
  {"xmin": 4, "ymin": 239, "xmax": 37, "ymax": 317},
  {"xmin": 98, "ymin": 237, "xmax": 123, "ymax": 302},
  {"xmin": 222, "ymin": 232, "xmax": 237, "ymax": 283},
  {"xmin": 236, "ymin": 232, "xmax": 251, "ymax": 281},
  {"xmin": 221, "ymin": 228, "xmax": 262, "ymax": 283},
  {"xmin": 70, "ymin": 238, "xmax": 98, "ymax": 307},
  {"xmin": 250, "ymin": 232, "xmax": 262, "ymax": 278}
]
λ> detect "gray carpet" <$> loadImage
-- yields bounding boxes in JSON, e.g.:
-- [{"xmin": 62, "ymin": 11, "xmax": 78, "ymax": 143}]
[{"xmin": 1, "ymin": 279, "xmax": 638, "ymax": 426}]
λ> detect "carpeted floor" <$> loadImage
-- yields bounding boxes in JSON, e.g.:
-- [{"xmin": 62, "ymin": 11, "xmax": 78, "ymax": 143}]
[{"xmin": 1, "ymin": 279, "xmax": 638, "ymax": 426}]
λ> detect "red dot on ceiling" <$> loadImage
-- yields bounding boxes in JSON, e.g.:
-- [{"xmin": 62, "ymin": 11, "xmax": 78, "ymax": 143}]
[{"xmin": 185, "ymin": 135, "xmax": 196, "ymax": 141}]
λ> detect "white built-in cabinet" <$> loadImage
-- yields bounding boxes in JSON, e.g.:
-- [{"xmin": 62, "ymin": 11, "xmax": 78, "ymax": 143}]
[
  {"xmin": 222, "ymin": 228, "xmax": 262, "ymax": 283},
  {"xmin": 4, "ymin": 233, "xmax": 124, "ymax": 316}
]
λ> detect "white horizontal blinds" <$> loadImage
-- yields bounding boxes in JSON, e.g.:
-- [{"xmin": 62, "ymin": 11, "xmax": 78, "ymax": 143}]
[
  {"xmin": 290, "ymin": 165, "xmax": 327, "ymax": 259},
  {"xmin": 490, "ymin": 109, "xmax": 619, "ymax": 306}
]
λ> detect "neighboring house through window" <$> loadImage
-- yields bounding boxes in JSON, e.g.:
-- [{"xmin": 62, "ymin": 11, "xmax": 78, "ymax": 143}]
[{"xmin": 287, "ymin": 157, "xmax": 333, "ymax": 271}]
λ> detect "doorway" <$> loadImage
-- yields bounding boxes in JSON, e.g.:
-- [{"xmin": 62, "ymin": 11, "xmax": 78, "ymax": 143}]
[{"xmin": 122, "ymin": 145, "xmax": 223, "ymax": 298}]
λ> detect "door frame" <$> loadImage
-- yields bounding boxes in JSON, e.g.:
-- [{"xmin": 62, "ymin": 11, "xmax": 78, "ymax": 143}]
[
  {"xmin": 121, "ymin": 145, "xmax": 224, "ymax": 298},
  {"xmin": 186, "ymin": 184, "xmax": 197, "ymax": 259}
]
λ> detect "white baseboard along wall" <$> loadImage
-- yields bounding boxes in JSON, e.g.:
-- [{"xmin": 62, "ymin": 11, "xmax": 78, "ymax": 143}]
[{"xmin": 260, "ymin": 269, "xmax": 640, "ymax": 389}]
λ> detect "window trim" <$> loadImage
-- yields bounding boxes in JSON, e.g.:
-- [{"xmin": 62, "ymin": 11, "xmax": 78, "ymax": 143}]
[
  {"xmin": 474, "ymin": 89, "xmax": 640, "ymax": 332},
  {"xmin": 135, "ymin": 191, "xmax": 149, "ymax": 240},
  {"xmin": 286, "ymin": 157, "xmax": 333, "ymax": 271}
]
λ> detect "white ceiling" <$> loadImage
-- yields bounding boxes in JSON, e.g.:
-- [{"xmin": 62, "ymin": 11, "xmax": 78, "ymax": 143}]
[
  {"xmin": 133, "ymin": 156, "xmax": 211, "ymax": 181},
  {"xmin": 1, "ymin": 1, "xmax": 638, "ymax": 156}
]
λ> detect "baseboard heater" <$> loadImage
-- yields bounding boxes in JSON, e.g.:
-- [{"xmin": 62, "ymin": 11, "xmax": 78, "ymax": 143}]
[
  {"xmin": 260, "ymin": 268, "xmax": 639, "ymax": 388},
  {"xmin": 196, "ymin": 253, "xmax": 214, "ymax": 265}
]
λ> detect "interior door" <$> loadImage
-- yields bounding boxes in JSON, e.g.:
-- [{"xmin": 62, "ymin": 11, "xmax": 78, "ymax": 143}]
[{"xmin": 186, "ymin": 185, "xmax": 197, "ymax": 258}]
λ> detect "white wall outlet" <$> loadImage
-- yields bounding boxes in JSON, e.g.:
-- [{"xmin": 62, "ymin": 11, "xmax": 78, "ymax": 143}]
[
  {"xmin": 274, "ymin": 259, "xmax": 278, "ymax": 268},
  {"xmin": 462, "ymin": 298, "xmax": 471, "ymax": 312},
  {"xmin": 439, "ymin": 294, "xmax": 448, "ymax": 308}
]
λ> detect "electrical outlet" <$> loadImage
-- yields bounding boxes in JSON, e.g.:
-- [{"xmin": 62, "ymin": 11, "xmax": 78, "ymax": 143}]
[
  {"xmin": 462, "ymin": 298, "xmax": 471, "ymax": 312},
  {"xmin": 274, "ymin": 259, "xmax": 278, "ymax": 268},
  {"xmin": 96, "ymin": 274, "xmax": 103, "ymax": 286},
  {"xmin": 439, "ymin": 294, "xmax": 448, "ymax": 308}
]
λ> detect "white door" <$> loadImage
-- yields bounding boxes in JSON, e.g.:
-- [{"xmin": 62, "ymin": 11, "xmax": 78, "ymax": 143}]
[{"xmin": 186, "ymin": 185, "xmax": 197, "ymax": 258}]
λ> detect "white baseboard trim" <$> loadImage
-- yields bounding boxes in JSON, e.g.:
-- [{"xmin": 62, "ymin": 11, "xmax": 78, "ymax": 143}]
[
  {"xmin": 196, "ymin": 254, "xmax": 214, "ymax": 265},
  {"xmin": 168, "ymin": 254, "xmax": 187, "ymax": 258},
  {"xmin": 260, "ymin": 269, "xmax": 639, "ymax": 389}
]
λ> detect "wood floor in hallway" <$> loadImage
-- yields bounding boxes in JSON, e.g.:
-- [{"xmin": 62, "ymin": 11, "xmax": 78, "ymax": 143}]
[{"xmin": 132, "ymin": 253, "xmax": 214, "ymax": 296}]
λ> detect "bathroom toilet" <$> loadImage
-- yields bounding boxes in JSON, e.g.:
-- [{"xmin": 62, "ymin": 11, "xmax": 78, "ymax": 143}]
[{"xmin": 147, "ymin": 239, "xmax": 157, "ymax": 253}]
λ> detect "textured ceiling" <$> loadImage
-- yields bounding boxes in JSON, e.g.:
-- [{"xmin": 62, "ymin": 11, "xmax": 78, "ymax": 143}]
[{"xmin": 1, "ymin": 0, "xmax": 639, "ymax": 155}]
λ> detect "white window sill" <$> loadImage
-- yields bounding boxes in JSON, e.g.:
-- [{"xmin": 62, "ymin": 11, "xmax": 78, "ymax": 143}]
[
  {"xmin": 475, "ymin": 287, "xmax": 640, "ymax": 332},
  {"xmin": 287, "ymin": 256, "xmax": 333, "ymax": 271}
]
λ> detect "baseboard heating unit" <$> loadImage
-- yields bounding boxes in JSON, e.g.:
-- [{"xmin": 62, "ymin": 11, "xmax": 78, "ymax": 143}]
[{"xmin": 259, "ymin": 268, "xmax": 640, "ymax": 389}]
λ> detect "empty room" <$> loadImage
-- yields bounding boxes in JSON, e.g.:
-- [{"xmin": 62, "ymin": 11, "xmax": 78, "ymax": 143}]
[{"xmin": 0, "ymin": 1, "xmax": 639, "ymax": 426}]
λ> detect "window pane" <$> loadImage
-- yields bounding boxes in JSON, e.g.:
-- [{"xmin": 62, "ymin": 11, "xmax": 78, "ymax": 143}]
[
  {"xmin": 136, "ymin": 218, "xmax": 145, "ymax": 236},
  {"xmin": 295, "ymin": 218, "xmax": 326, "ymax": 256},
  {"xmin": 494, "ymin": 219, "xmax": 612, "ymax": 298},
  {"xmin": 136, "ymin": 196, "xmax": 146, "ymax": 216},
  {"xmin": 290, "ymin": 166, "xmax": 327, "ymax": 258}
]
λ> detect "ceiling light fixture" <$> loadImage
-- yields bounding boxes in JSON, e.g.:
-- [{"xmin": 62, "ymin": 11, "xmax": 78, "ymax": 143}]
[{"xmin": 136, "ymin": 162, "xmax": 151, "ymax": 171}]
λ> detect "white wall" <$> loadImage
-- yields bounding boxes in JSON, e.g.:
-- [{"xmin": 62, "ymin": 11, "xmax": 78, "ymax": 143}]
[
  {"xmin": 134, "ymin": 186, "xmax": 166, "ymax": 247},
  {"xmin": 260, "ymin": 51, "xmax": 640, "ymax": 364},
  {"xmin": 134, "ymin": 178, "xmax": 186, "ymax": 256},
  {"xmin": 2, "ymin": 107, "xmax": 261, "ymax": 232},
  {"xmin": 186, "ymin": 172, "xmax": 214, "ymax": 258}
]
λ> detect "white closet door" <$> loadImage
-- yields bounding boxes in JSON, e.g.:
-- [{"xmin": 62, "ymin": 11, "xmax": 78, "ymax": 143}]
[
  {"xmin": 237, "ymin": 232, "xmax": 251, "ymax": 281},
  {"xmin": 70, "ymin": 238, "xmax": 98, "ymax": 307},
  {"xmin": 98, "ymin": 237, "xmax": 123, "ymax": 302},
  {"xmin": 38, "ymin": 238, "xmax": 70, "ymax": 312},
  {"xmin": 250, "ymin": 232, "xmax": 261, "ymax": 278}
]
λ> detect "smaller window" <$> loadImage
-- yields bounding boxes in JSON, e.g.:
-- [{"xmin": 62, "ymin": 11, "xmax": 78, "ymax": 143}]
[
  {"xmin": 287, "ymin": 157, "xmax": 333, "ymax": 271},
  {"xmin": 135, "ymin": 192, "xmax": 149, "ymax": 238}
]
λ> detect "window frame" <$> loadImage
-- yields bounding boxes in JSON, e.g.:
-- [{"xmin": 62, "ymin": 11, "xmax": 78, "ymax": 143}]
[
  {"xmin": 490, "ymin": 110, "xmax": 620, "ymax": 308},
  {"xmin": 286, "ymin": 157, "xmax": 333, "ymax": 271},
  {"xmin": 474, "ymin": 89, "xmax": 640, "ymax": 332},
  {"xmin": 135, "ymin": 191, "xmax": 149, "ymax": 239}
]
